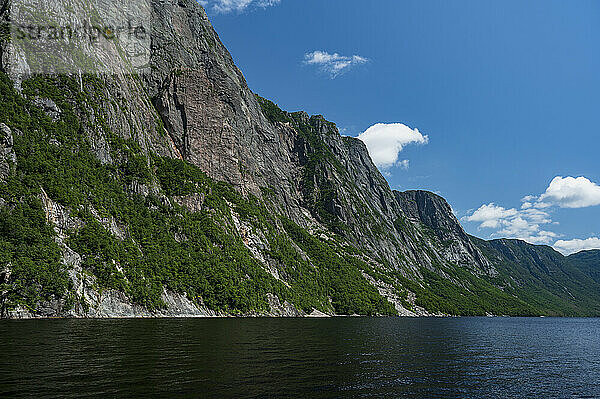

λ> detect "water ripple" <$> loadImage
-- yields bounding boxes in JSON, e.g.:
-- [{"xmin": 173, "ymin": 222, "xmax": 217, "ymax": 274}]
[{"xmin": 1, "ymin": 317, "xmax": 599, "ymax": 398}]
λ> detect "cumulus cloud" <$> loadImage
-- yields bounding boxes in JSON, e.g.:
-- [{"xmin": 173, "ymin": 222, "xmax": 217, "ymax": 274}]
[
  {"xmin": 464, "ymin": 203, "xmax": 556, "ymax": 244},
  {"xmin": 496, "ymin": 217, "xmax": 558, "ymax": 245},
  {"xmin": 536, "ymin": 176, "xmax": 600, "ymax": 209},
  {"xmin": 199, "ymin": 0, "xmax": 280, "ymax": 14},
  {"xmin": 465, "ymin": 175, "xmax": 600, "ymax": 246},
  {"xmin": 553, "ymin": 237, "xmax": 600, "ymax": 256},
  {"xmin": 357, "ymin": 123, "xmax": 428, "ymax": 170},
  {"xmin": 304, "ymin": 51, "xmax": 368, "ymax": 78},
  {"xmin": 466, "ymin": 203, "xmax": 518, "ymax": 229}
]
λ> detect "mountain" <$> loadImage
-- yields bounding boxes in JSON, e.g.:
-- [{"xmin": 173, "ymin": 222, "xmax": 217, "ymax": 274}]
[
  {"xmin": 474, "ymin": 239, "xmax": 600, "ymax": 316},
  {"xmin": 568, "ymin": 250, "xmax": 600, "ymax": 285},
  {"xmin": 0, "ymin": 0, "xmax": 598, "ymax": 318}
]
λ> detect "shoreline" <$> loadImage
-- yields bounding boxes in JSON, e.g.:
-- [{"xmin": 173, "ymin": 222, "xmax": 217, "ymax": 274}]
[{"xmin": 3, "ymin": 314, "xmax": 590, "ymax": 320}]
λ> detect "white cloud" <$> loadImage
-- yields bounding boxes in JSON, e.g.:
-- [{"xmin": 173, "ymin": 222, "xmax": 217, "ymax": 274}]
[
  {"xmin": 199, "ymin": 0, "xmax": 280, "ymax": 14},
  {"xmin": 496, "ymin": 216, "xmax": 558, "ymax": 245},
  {"xmin": 466, "ymin": 203, "xmax": 518, "ymax": 229},
  {"xmin": 304, "ymin": 51, "xmax": 368, "ymax": 78},
  {"xmin": 536, "ymin": 176, "xmax": 600, "ymax": 209},
  {"xmin": 465, "ymin": 175, "xmax": 600, "ymax": 246},
  {"xmin": 519, "ymin": 207, "xmax": 553, "ymax": 224},
  {"xmin": 554, "ymin": 237, "xmax": 600, "ymax": 255},
  {"xmin": 398, "ymin": 160, "xmax": 410, "ymax": 170},
  {"xmin": 521, "ymin": 231, "xmax": 560, "ymax": 245},
  {"xmin": 464, "ymin": 203, "xmax": 556, "ymax": 244},
  {"xmin": 357, "ymin": 123, "xmax": 428, "ymax": 170}
]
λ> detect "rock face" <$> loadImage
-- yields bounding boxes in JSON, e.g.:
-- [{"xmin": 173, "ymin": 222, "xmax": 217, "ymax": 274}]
[
  {"xmin": 1, "ymin": 0, "xmax": 599, "ymax": 318},
  {"xmin": 0, "ymin": 123, "xmax": 16, "ymax": 181},
  {"xmin": 395, "ymin": 190, "xmax": 494, "ymax": 275},
  {"xmin": 147, "ymin": 0, "xmax": 310, "ymax": 228},
  {"xmin": 141, "ymin": 0, "xmax": 496, "ymax": 281}
]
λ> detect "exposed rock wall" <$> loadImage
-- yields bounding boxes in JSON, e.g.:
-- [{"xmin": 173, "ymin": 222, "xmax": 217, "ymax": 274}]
[
  {"xmin": 0, "ymin": 123, "xmax": 16, "ymax": 181},
  {"xmin": 395, "ymin": 190, "xmax": 494, "ymax": 275}
]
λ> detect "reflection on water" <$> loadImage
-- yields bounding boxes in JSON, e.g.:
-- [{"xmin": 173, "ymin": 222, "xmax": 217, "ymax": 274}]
[{"xmin": 1, "ymin": 317, "xmax": 599, "ymax": 398}]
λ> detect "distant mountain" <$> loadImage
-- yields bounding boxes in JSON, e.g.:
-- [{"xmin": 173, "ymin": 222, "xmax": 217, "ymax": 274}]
[
  {"xmin": 568, "ymin": 250, "xmax": 600, "ymax": 285},
  {"xmin": 0, "ymin": 0, "xmax": 598, "ymax": 318},
  {"xmin": 474, "ymin": 239, "xmax": 600, "ymax": 316}
]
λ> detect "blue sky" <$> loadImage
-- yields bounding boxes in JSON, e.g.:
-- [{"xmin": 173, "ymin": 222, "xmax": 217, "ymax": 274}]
[{"xmin": 200, "ymin": 0, "xmax": 600, "ymax": 255}]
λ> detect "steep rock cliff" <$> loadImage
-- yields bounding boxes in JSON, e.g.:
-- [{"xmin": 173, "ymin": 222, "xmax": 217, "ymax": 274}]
[{"xmin": 395, "ymin": 190, "xmax": 493, "ymax": 275}]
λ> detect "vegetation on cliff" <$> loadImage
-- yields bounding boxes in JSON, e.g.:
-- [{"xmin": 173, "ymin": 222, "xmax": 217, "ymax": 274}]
[
  {"xmin": 0, "ymin": 73, "xmax": 399, "ymax": 316},
  {"xmin": 1, "ymin": 72, "xmax": 600, "ymax": 317}
]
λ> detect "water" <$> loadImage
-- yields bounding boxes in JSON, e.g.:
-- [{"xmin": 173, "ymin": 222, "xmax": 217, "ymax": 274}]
[{"xmin": 1, "ymin": 317, "xmax": 599, "ymax": 398}]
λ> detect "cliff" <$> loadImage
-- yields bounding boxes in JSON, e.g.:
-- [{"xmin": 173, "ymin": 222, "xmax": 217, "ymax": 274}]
[{"xmin": 0, "ymin": 0, "xmax": 598, "ymax": 318}]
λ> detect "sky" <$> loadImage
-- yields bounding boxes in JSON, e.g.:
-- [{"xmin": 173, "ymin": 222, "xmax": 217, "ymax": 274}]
[{"xmin": 199, "ymin": 0, "xmax": 600, "ymax": 255}]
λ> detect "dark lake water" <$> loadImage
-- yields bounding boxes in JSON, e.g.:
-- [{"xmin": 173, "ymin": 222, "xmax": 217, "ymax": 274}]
[{"xmin": 1, "ymin": 317, "xmax": 599, "ymax": 398}]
